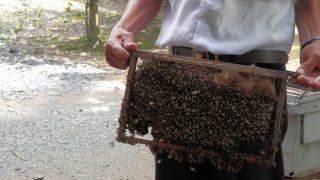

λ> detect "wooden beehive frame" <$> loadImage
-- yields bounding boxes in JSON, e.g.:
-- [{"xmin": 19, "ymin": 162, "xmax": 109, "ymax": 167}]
[{"xmin": 117, "ymin": 50, "xmax": 298, "ymax": 166}]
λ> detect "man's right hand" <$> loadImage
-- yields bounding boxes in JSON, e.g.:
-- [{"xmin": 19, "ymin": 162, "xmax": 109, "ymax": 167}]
[
  {"xmin": 295, "ymin": 40, "xmax": 320, "ymax": 89},
  {"xmin": 105, "ymin": 26, "xmax": 138, "ymax": 69}
]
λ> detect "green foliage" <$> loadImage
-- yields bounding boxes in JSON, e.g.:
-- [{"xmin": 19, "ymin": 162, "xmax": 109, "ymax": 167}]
[
  {"xmin": 52, "ymin": 13, "xmax": 161, "ymax": 54},
  {"xmin": 51, "ymin": 32, "xmax": 109, "ymax": 54},
  {"xmin": 65, "ymin": 2, "xmax": 73, "ymax": 13},
  {"xmin": 1, "ymin": 33, "xmax": 14, "ymax": 45},
  {"xmin": 136, "ymin": 30, "xmax": 159, "ymax": 50},
  {"xmin": 51, "ymin": 12, "xmax": 161, "ymax": 55},
  {"xmin": 62, "ymin": 10, "xmax": 86, "ymax": 22},
  {"xmin": 19, "ymin": 0, "xmax": 31, "ymax": 14},
  {"xmin": 15, "ymin": 21, "xmax": 25, "ymax": 33},
  {"xmin": 62, "ymin": 1, "xmax": 85, "ymax": 23},
  {"xmin": 73, "ymin": 11, "xmax": 86, "ymax": 21},
  {"xmin": 136, "ymin": 16, "xmax": 161, "ymax": 49},
  {"xmin": 2, "ymin": 0, "xmax": 162, "ymax": 62},
  {"xmin": 14, "ymin": 0, "xmax": 30, "ymax": 32},
  {"xmin": 32, "ymin": 8, "xmax": 43, "ymax": 28},
  {"xmin": 58, "ymin": 36, "xmax": 89, "ymax": 51},
  {"xmin": 14, "ymin": 0, "xmax": 43, "ymax": 32}
]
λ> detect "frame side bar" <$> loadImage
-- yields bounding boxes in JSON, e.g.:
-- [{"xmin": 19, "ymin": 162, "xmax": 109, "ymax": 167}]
[
  {"xmin": 270, "ymin": 79, "xmax": 287, "ymax": 164},
  {"xmin": 117, "ymin": 52, "xmax": 138, "ymax": 141}
]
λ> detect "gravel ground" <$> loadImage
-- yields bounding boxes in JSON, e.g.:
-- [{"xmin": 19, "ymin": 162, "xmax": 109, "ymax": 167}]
[{"xmin": 0, "ymin": 45, "xmax": 154, "ymax": 180}]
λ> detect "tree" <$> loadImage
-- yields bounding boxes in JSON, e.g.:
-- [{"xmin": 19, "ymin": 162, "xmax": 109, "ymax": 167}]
[{"xmin": 85, "ymin": 0, "xmax": 100, "ymax": 47}]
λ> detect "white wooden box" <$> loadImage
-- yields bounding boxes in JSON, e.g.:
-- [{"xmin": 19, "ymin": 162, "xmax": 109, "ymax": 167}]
[{"xmin": 283, "ymin": 86, "xmax": 320, "ymax": 177}]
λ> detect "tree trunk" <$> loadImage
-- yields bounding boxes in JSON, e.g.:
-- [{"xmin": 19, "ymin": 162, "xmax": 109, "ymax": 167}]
[{"xmin": 85, "ymin": 0, "xmax": 100, "ymax": 47}]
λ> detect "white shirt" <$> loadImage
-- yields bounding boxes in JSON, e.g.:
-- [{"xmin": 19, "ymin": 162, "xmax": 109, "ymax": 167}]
[{"xmin": 156, "ymin": 0, "xmax": 295, "ymax": 55}]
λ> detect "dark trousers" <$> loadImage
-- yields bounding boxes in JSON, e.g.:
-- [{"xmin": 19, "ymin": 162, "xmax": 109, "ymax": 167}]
[{"xmin": 155, "ymin": 51, "xmax": 288, "ymax": 180}]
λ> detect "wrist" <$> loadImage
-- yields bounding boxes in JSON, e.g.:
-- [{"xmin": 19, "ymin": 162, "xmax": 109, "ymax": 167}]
[
  {"xmin": 114, "ymin": 24, "xmax": 127, "ymax": 30},
  {"xmin": 300, "ymin": 35, "xmax": 320, "ymax": 49}
]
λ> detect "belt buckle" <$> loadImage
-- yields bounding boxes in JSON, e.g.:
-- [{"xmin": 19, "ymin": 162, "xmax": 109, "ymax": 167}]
[
  {"xmin": 193, "ymin": 50, "xmax": 203, "ymax": 60},
  {"xmin": 214, "ymin": 54, "xmax": 220, "ymax": 61},
  {"xmin": 193, "ymin": 50, "xmax": 220, "ymax": 61}
]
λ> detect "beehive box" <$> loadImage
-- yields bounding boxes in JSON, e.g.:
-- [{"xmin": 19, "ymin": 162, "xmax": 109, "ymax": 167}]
[
  {"xmin": 283, "ymin": 86, "xmax": 320, "ymax": 177},
  {"xmin": 117, "ymin": 50, "xmax": 297, "ymax": 172}
]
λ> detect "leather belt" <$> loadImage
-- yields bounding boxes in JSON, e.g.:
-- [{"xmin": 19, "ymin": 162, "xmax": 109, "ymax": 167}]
[{"xmin": 171, "ymin": 46, "xmax": 288, "ymax": 64}]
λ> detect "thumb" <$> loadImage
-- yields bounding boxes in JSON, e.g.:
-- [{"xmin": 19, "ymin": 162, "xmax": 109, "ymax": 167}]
[{"xmin": 123, "ymin": 32, "xmax": 138, "ymax": 50}]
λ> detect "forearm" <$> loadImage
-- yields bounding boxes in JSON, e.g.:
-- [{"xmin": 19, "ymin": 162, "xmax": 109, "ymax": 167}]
[
  {"xmin": 295, "ymin": 0, "xmax": 320, "ymax": 43},
  {"xmin": 116, "ymin": 0, "xmax": 164, "ymax": 34}
]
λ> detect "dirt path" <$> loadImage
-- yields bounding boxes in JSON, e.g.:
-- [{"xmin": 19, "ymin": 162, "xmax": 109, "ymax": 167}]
[
  {"xmin": 0, "ymin": 30, "xmax": 154, "ymax": 180},
  {"xmin": 0, "ymin": 46, "xmax": 154, "ymax": 180},
  {"xmin": 0, "ymin": 1, "xmax": 156, "ymax": 179}
]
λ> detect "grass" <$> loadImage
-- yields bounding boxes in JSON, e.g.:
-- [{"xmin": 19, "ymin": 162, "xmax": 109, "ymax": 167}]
[
  {"xmin": 53, "ymin": 14, "xmax": 161, "ymax": 55},
  {"xmin": 135, "ymin": 16, "xmax": 161, "ymax": 50},
  {"xmin": 1, "ymin": 0, "xmax": 162, "ymax": 63},
  {"xmin": 56, "ymin": 35, "xmax": 98, "ymax": 52}
]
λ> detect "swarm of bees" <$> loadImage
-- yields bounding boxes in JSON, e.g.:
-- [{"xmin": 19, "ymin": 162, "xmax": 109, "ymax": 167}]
[{"xmin": 123, "ymin": 60, "xmax": 276, "ymax": 172}]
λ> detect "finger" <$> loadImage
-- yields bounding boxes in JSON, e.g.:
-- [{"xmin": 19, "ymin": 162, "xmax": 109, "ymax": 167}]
[
  {"xmin": 295, "ymin": 75, "xmax": 320, "ymax": 89},
  {"xmin": 106, "ymin": 54, "xmax": 129, "ymax": 69},
  {"xmin": 296, "ymin": 75, "xmax": 310, "ymax": 87},
  {"xmin": 123, "ymin": 32, "xmax": 138, "ymax": 50},
  {"xmin": 105, "ymin": 40, "xmax": 130, "ymax": 66},
  {"xmin": 300, "ymin": 53, "xmax": 320, "ymax": 75},
  {"xmin": 298, "ymin": 75, "xmax": 320, "ymax": 90},
  {"xmin": 109, "ymin": 40, "xmax": 130, "ymax": 60},
  {"xmin": 110, "ymin": 52, "xmax": 129, "ymax": 69},
  {"xmin": 309, "ymin": 81, "xmax": 320, "ymax": 90},
  {"xmin": 106, "ymin": 57, "xmax": 118, "ymax": 68},
  {"xmin": 105, "ymin": 47, "xmax": 129, "ymax": 68}
]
